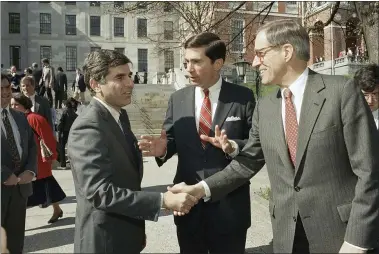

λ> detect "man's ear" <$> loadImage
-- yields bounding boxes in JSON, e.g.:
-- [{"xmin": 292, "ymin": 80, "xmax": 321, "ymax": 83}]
[
  {"xmin": 213, "ymin": 58, "xmax": 224, "ymax": 71},
  {"xmin": 283, "ymin": 44, "xmax": 294, "ymax": 62},
  {"xmin": 90, "ymin": 78, "xmax": 101, "ymax": 93}
]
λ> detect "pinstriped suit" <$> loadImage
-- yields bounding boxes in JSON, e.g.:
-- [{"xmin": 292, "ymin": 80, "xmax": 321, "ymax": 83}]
[{"xmin": 203, "ymin": 69, "xmax": 379, "ymax": 253}]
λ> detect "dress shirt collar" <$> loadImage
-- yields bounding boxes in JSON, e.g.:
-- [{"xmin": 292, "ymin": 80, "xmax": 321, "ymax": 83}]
[
  {"xmin": 196, "ymin": 76, "xmax": 222, "ymax": 94},
  {"xmin": 93, "ymin": 96, "xmax": 120, "ymax": 122},
  {"xmin": 372, "ymin": 109, "xmax": 378, "ymax": 128},
  {"xmin": 280, "ymin": 68, "xmax": 309, "ymax": 99},
  {"xmin": 27, "ymin": 93, "xmax": 36, "ymax": 102}
]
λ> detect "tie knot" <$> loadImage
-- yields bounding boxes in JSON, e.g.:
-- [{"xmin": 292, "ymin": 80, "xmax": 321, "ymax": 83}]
[
  {"xmin": 283, "ymin": 88, "xmax": 292, "ymax": 99},
  {"xmin": 203, "ymin": 89, "xmax": 209, "ymax": 97},
  {"xmin": 2, "ymin": 108, "xmax": 8, "ymax": 116}
]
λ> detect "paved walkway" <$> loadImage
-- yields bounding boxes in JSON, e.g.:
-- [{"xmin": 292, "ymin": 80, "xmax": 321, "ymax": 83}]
[{"xmin": 24, "ymin": 157, "xmax": 273, "ymax": 253}]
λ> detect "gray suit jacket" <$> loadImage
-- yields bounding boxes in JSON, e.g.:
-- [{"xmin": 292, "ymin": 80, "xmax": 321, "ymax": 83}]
[
  {"xmin": 204, "ymin": 69, "xmax": 379, "ymax": 253},
  {"xmin": 68, "ymin": 98, "xmax": 162, "ymax": 253},
  {"xmin": 1, "ymin": 108, "xmax": 37, "ymax": 198},
  {"xmin": 34, "ymin": 95, "xmax": 53, "ymax": 129}
]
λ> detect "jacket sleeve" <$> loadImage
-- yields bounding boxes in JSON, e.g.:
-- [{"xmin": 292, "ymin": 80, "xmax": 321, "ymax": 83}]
[
  {"xmin": 68, "ymin": 117, "xmax": 162, "ymax": 221},
  {"xmin": 155, "ymin": 94, "xmax": 177, "ymax": 167}
]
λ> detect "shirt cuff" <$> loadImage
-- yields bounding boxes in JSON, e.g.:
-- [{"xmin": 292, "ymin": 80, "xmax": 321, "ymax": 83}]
[
  {"xmin": 160, "ymin": 193, "xmax": 164, "ymax": 208},
  {"xmin": 344, "ymin": 241, "xmax": 369, "ymax": 251},
  {"xmin": 158, "ymin": 149, "xmax": 167, "ymax": 160},
  {"xmin": 26, "ymin": 170, "xmax": 37, "ymax": 181},
  {"xmin": 227, "ymin": 140, "xmax": 239, "ymax": 158},
  {"xmin": 200, "ymin": 180, "xmax": 211, "ymax": 202}
]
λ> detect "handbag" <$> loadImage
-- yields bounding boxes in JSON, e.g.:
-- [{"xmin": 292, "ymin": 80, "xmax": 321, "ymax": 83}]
[{"xmin": 31, "ymin": 128, "xmax": 54, "ymax": 162}]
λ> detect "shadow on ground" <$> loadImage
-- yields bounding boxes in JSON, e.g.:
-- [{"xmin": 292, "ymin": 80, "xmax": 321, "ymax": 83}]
[
  {"xmin": 24, "ymin": 224, "xmax": 75, "ymax": 252},
  {"xmin": 25, "ymin": 217, "xmax": 75, "ymax": 232},
  {"xmin": 245, "ymin": 240, "xmax": 273, "ymax": 253}
]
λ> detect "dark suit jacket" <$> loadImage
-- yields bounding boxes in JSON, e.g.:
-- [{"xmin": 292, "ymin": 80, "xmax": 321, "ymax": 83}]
[
  {"xmin": 203, "ymin": 69, "xmax": 379, "ymax": 252},
  {"xmin": 72, "ymin": 74, "xmax": 86, "ymax": 92},
  {"xmin": 68, "ymin": 98, "xmax": 162, "ymax": 253},
  {"xmin": 34, "ymin": 95, "xmax": 53, "ymax": 129},
  {"xmin": 32, "ymin": 69, "xmax": 43, "ymax": 87},
  {"xmin": 54, "ymin": 71, "xmax": 67, "ymax": 92},
  {"xmin": 1, "ymin": 108, "xmax": 37, "ymax": 198},
  {"xmin": 156, "ymin": 80, "xmax": 255, "ymax": 233}
]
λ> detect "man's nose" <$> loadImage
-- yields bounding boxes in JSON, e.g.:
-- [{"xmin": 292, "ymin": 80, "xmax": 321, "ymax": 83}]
[
  {"xmin": 367, "ymin": 95, "xmax": 373, "ymax": 104},
  {"xmin": 252, "ymin": 56, "xmax": 262, "ymax": 68},
  {"xmin": 186, "ymin": 63, "xmax": 194, "ymax": 73}
]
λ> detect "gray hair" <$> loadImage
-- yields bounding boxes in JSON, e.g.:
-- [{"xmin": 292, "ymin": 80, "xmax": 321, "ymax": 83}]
[{"xmin": 257, "ymin": 19, "xmax": 310, "ymax": 61}]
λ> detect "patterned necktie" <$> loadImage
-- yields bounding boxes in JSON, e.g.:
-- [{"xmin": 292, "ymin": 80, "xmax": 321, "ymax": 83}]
[
  {"xmin": 119, "ymin": 111, "xmax": 140, "ymax": 167},
  {"xmin": 2, "ymin": 109, "xmax": 21, "ymax": 170},
  {"xmin": 199, "ymin": 89, "xmax": 212, "ymax": 149},
  {"xmin": 283, "ymin": 89, "xmax": 298, "ymax": 166}
]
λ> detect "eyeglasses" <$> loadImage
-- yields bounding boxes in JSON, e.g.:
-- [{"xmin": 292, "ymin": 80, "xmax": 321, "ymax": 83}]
[
  {"xmin": 363, "ymin": 92, "xmax": 379, "ymax": 100},
  {"xmin": 254, "ymin": 45, "xmax": 281, "ymax": 61}
]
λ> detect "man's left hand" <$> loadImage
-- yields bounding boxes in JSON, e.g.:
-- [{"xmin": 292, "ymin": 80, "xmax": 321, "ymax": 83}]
[
  {"xmin": 339, "ymin": 242, "xmax": 367, "ymax": 253},
  {"xmin": 18, "ymin": 171, "xmax": 34, "ymax": 184},
  {"xmin": 200, "ymin": 125, "xmax": 234, "ymax": 154}
]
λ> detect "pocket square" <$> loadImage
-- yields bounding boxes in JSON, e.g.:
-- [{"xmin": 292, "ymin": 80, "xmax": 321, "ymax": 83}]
[{"xmin": 225, "ymin": 116, "xmax": 241, "ymax": 122}]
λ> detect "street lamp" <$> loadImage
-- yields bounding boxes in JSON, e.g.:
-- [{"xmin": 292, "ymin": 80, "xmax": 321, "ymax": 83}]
[{"xmin": 233, "ymin": 53, "xmax": 251, "ymax": 85}]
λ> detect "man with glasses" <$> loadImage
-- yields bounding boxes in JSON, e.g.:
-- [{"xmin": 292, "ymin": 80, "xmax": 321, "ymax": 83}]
[
  {"xmin": 168, "ymin": 19, "xmax": 379, "ymax": 254},
  {"xmin": 354, "ymin": 64, "xmax": 379, "ymax": 129}
]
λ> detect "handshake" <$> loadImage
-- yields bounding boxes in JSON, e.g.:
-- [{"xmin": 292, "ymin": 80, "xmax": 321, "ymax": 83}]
[{"xmin": 162, "ymin": 182, "xmax": 206, "ymax": 216}]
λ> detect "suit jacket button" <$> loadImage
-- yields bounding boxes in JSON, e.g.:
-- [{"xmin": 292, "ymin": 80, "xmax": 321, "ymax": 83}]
[{"xmin": 294, "ymin": 186, "xmax": 301, "ymax": 192}]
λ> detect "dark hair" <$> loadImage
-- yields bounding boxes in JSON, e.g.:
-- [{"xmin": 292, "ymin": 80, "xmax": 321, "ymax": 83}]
[
  {"xmin": 24, "ymin": 67, "xmax": 33, "ymax": 75},
  {"xmin": 82, "ymin": 49, "xmax": 132, "ymax": 93},
  {"xmin": 42, "ymin": 58, "xmax": 50, "ymax": 64},
  {"xmin": 63, "ymin": 100, "xmax": 73, "ymax": 108},
  {"xmin": 257, "ymin": 19, "xmax": 310, "ymax": 62},
  {"xmin": 57, "ymin": 67, "xmax": 63, "ymax": 72},
  {"xmin": 1, "ymin": 74, "xmax": 10, "ymax": 84},
  {"xmin": 184, "ymin": 32, "xmax": 226, "ymax": 63},
  {"xmin": 12, "ymin": 93, "xmax": 33, "ymax": 110},
  {"xmin": 354, "ymin": 64, "xmax": 379, "ymax": 92},
  {"xmin": 21, "ymin": 75, "xmax": 35, "ymax": 87}
]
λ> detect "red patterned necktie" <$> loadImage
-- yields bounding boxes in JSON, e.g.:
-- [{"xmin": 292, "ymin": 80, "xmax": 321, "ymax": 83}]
[
  {"xmin": 199, "ymin": 89, "xmax": 212, "ymax": 149},
  {"xmin": 283, "ymin": 89, "xmax": 298, "ymax": 166}
]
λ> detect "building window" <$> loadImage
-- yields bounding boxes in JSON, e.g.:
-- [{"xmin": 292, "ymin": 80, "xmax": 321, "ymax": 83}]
[
  {"xmin": 9, "ymin": 13, "xmax": 20, "ymax": 34},
  {"xmin": 10, "ymin": 46, "xmax": 21, "ymax": 70},
  {"xmin": 137, "ymin": 18, "xmax": 147, "ymax": 38},
  {"xmin": 90, "ymin": 1, "xmax": 100, "ymax": 7},
  {"xmin": 114, "ymin": 48, "xmax": 125, "ymax": 54},
  {"xmin": 164, "ymin": 21, "xmax": 173, "ymax": 40},
  {"xmin": 254, "ymin": 1, "xmax": 278, "ymax": 12},
  {"xmin": 65, "ymin": 1, "xmax": 76, "ymax": 5},
  {"xmin": 90, "ymin": 47, "xmax": 101, "ymax": 52},
  {"xmin": 40, "ymin": 13, "xmax": 51, "ymax": 34},
  {"xmin": 285, "ymin": 2, "xmax": 298, "ymax": 14},
  {"xmin": 164, "ymin": 50, "xmax": 174, "ymax": 73},
  {"xmin": 114, "ymin": 17, "xmax": 124, "ymax": 37},
  {"xmin": 66, "ymin": 46, "xmax": 77, "ymax": 71},
  {"xmin": 230, "ymin": 19, "xmax": 244, "ymax": 52},
  {"xmin": 114, "ymin": 1, "xmax": 124, "ymax": 8},
  {"xmin": 229, "ymin": 2, "xmax": 246, "ymax": 10},
  {"xmin": 40, "ymin": 46, "xmax": 52, "ymax": 64},
  {"xmin": 65, "ymin": 15, "xmax": 76, "ymax": 35},
  {"xmin": 90, "ymin": 16, "xmax": 101, "ymax": 36},
  {"xmin": 138, "ymin": 49, "xmax": 148, "ymax": 72}
]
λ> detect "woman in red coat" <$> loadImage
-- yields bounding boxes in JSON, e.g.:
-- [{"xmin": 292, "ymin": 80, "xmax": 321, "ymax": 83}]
[{"xmin": 11, "ymin": 93, "xmax": 66, "ymax": 224}]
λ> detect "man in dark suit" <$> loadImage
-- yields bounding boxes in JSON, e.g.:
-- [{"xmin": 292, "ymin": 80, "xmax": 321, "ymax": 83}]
[
  {"xmin": 1, "ymin": 74, "xmax": 37, "ymax": 253},
  {"xmin": 40, "ymin": 58, "xmax": 54, "ymax": 107},
  {"xmin": 67, "ymin": 49, "xmax": 198, "ymax": 253},
  {"xmin": 72, "ymin": 68, "xmax": 86, "ymax": 103},
  {"xmin": 168, "ymin": 20, "xmax": 379, "ymax": 254},
  {"xmin": 54, "ymin": 67, "xmax": 67, "ymax": 109},
  {"xmin": 138, "ymin": 32, "xmax": 255, "ymax": 254},
  {"xmin": 31, "ymin": 63, "xmax": 43, "ymax": 95},
  {"xmin": 20, "ymin": 75, "xmax": 53, "ymax": 129}
]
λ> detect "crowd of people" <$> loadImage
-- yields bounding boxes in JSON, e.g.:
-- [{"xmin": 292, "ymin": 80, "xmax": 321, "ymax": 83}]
[{"xmin": 1, "ymin": 18, "xmax": 379, "ymax": 254}]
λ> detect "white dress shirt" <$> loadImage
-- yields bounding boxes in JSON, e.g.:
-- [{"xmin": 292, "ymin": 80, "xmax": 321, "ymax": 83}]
[
  {"xmin": 1, "ymin": 106, "xmax": 23, "ymax": 157},
  {"xmin": 27, "ymin": 93, "xmax": 36, "ymax": 112},
  {"xmin": 94, "ymin": 97, "xmax": 164, "ymax": 213},
  {"xmin": 372, "ymin": 109, "xmax": 378, "ymax": 129}
]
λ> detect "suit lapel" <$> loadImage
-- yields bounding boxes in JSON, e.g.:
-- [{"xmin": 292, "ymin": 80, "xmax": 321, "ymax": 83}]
[
  {"xmin": 181, "ymin": 86, "xmax": 203, "ymax": 150},
  {"xmin": 211, "ymin": 81, "xmax": 234, "ymax": 131},
  {"xmin": 270, "ymin": 90, "xmax": 294, "ymax": 171},
  {"xmin": 34, "ymin": 96, "xmax": 40, "ymax": 113},
  {"xmin": 295, "ymin": 70, "xmax": 326, "ymax": 173}
]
